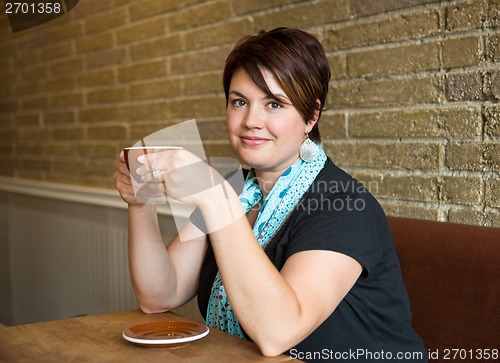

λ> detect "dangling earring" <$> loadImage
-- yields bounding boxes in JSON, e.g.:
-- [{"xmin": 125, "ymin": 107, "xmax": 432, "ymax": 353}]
[{"xmin": 299, "ymin": 133, "xmax": 318, "ymax": 162}]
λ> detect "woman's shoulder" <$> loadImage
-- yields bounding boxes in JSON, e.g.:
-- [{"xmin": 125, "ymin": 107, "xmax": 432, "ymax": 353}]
[
  {"xmin": 297, "ymin": 157, "xmax": 390, "ymax": 242},
  {"xmin": 308, "ymin": 158, "xmax": 372, "ymax": 199}
]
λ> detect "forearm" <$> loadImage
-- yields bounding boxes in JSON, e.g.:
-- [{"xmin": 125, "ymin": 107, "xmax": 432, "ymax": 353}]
[
  {"xmin": 198, "ymin": 184, "xmax": 308, "ymax": 353},
  {"xmin": 127, "ymin": 204, "xmax": 178, "ymax": 312}
]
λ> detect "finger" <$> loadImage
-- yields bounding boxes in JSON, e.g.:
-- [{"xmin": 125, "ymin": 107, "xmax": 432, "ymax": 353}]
[
  {"xmin": 135, "ymin": 169, "xmax": 164, "ymax": 184},
  {"xmin": 116, "ymin": 159, "xmax": 131, "ymax": 177},
  {"xmin": 136, "ymin": 149, "xmax": 188, "ymax": 175},
  {"xmin": 114, "ymin": 164, "xmax": 134, "ymax": 190}
]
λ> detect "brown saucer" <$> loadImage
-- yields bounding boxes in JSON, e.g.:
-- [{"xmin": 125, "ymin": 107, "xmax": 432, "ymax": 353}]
[{"xmin": 123, "ymin": 321, "xmax": 209, "ymax": 349}]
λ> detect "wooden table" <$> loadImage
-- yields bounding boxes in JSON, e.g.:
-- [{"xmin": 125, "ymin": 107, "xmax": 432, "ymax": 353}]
[{"xmin": 0, "ymin": 310, "xmax": 298, "ymax": 362}]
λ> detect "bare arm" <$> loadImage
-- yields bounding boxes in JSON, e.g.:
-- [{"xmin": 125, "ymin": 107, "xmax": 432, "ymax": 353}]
[
  {"xmin": 129, "ymin": 149, "xmax": 362, "ymax": 355},
  {"xmin": 127, "ymin": 205, "xmax": 207, "ymax": 313},
  {"xmin": 200, "ymin": 182, "xmax": 362, "ymax": 356},
  {"xmin": 114, "ymin": 151, "xmax": 207, "ymax": 313}
]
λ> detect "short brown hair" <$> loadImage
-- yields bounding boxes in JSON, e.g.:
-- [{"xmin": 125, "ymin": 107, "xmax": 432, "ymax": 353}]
[{"xmin": 223, "ymin": 27, "xmax": 331, "ymax": 142}]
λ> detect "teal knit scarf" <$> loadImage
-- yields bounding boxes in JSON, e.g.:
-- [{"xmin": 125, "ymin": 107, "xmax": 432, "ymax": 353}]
[{"xmin": 206, "ymin": 144, "xmax": 327, "ymax": 338}]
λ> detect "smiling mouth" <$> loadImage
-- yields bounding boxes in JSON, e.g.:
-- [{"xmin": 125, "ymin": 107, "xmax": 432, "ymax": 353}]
[{"xmin": 241, "ymin": 136, "xmax": 270, "ymax": 146}]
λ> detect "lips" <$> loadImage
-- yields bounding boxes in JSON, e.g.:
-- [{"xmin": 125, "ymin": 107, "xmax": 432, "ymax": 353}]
[{"xmin": 240, "ymin": 136, "xmax": 271, "ymax": 146}]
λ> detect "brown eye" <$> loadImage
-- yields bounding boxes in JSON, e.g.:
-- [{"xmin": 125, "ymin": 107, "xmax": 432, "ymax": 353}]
[
  {"xmin": 231, "ymin": 99, "xmax": 247, "ymax": 107},
  {"xmin": 267, "ymin": 101, "xmax": 283, "ymax": 109}
]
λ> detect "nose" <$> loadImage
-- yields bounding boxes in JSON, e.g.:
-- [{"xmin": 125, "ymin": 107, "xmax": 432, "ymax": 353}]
[{"xmin": 242, "ymin": 105, "xmax": 265, "ymax": 129}]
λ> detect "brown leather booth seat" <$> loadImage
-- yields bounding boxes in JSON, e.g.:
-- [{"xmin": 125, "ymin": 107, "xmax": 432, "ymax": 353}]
[{"xmin": 387, "ymin": 217, "xmax": 500, "ymax": 360}]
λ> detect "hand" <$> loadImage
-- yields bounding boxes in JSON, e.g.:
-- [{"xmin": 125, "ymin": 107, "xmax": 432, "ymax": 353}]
[
  {"xmin": 135, "ymin": 149, "xmax": 226, "ymax": 207},
  {"xmin": 113, "ymin": 150, "xmax": 163, "ymax": 206}
]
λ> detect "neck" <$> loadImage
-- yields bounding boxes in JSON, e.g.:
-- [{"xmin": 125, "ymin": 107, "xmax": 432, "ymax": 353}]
[
  {"xmin": 254, "ymin": 160, "xmax": 299, "ymax": 198},
  {"xmin": 254, "ymin": 171, "xmax": 280, "ymax": 199}
]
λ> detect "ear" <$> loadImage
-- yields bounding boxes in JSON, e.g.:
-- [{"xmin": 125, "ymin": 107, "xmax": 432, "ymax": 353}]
[{"xmin": 305, "ymin": 100, "xmax": 321, "ymax": 134}]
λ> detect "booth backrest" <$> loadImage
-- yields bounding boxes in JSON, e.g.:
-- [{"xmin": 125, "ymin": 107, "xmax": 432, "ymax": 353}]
[{"xmin": 387, "ymin": 217, "xmax": 500, "ymax": 356}]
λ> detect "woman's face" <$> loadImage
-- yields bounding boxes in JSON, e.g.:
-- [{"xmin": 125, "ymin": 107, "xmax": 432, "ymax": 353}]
[{"xmin": 226, "ymin": 68, "xmax": 313, "ymax": 174}]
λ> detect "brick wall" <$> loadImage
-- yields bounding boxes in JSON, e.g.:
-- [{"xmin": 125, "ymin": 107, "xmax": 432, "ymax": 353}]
[{"xmin": 0, "ymin": 0, "xmax": 499, "ymax": 226}]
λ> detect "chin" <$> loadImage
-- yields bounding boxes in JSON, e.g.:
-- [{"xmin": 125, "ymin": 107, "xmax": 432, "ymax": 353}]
[
  {"xmin": 232, "ymin": 146, "xmax": 263, "ymax": 164},
  {"xmin": 239, "ymin": 157, "xmax": 268, "ymax": 170}
]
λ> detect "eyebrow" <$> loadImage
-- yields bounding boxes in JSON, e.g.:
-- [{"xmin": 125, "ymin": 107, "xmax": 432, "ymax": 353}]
[
  {"xmin": 228, "ymin": 90, "xmax": 246, "ymax": 98},
  {"xmin": 229, "ymin": 90, "xmax": 290, "ymax": 102}
]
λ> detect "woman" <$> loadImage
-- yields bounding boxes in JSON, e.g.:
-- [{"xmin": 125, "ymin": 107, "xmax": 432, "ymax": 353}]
[{"xmin": 114, "ymin": 27, "xmax": 427, "ymax": 362}]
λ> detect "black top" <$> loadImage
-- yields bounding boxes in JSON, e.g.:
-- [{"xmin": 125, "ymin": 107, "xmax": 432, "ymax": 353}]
[{"xmin": 195, "ymin": 159, "xmax": 427, "ymax": 362}]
